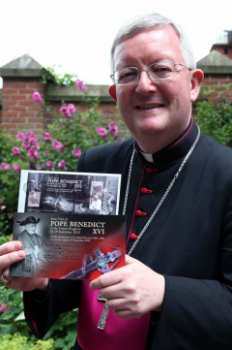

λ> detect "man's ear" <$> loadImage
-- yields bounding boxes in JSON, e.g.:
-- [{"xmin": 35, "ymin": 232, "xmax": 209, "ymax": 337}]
[
  {"xmin": 109, "ymin": 85, "xmax": 117, "ymax": 103},
  {"xmin": 190, "ymin": 69, "xmax": 204, "ymax": 102}
]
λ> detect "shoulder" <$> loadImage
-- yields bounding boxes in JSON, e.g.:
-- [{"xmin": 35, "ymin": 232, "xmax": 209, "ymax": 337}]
[
  {"xmin": 78, "ymin": 139, "xmax": 134, "ymax": 172},
  {"xmin": 200, "ymin": 133, "xmax": 232, "ymax": 165},
  {"xmin": 198, "ymin": 134, "xmax": 232, "ymax": 186}
]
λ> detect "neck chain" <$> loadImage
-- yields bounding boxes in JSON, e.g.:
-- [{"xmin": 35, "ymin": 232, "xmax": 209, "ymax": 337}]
[
  {"xmin": 97, "ymin": 125, "xmax": 201, "ymax": 331},
  {"xmin": 123, "ymin": 124, "xmax": 201, "ymax": 256}
]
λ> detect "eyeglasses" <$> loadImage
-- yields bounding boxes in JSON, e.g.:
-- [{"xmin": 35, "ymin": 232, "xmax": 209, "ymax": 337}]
[{"xmin": 110, "ymin": 60, "xmax": 191, "ymax": 85}]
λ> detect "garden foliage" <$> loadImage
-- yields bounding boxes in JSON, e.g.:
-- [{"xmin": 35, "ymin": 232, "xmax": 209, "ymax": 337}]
[{"xmin": 0, "ymin": 79, "xmax": 129, "ymax": 348}]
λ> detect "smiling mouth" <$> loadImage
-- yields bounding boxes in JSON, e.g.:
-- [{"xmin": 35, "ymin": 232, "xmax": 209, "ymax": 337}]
[{"xmin": 136, "ymin": 104, "xmax": 164, "ymax": 110}]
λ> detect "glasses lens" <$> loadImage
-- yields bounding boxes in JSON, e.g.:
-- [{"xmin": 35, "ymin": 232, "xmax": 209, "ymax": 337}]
[
  {"xmin": 149, "ymin": 62, "xmax": 174, "ymax": 80},
  {"xmin": 115, "ymin": 68, "xmax": 138, "ymax": 84}
]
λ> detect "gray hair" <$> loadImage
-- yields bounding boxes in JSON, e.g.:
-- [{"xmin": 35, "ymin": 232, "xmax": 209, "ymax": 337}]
[{"xmin": 110, "ymin": 13, "xmax": 196, "ymax": 73}]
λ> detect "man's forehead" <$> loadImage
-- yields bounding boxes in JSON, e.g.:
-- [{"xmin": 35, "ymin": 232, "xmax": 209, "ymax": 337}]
[
  {"xmin": 113, "ymin": 26, "xmax": 181, "ymax": 67},
  {"xmin": 114, "ymin": 25, "xmax": 179, "ymax": 52}
]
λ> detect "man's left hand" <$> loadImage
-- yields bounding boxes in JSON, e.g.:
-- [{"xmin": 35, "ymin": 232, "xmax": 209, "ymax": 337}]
[{"xmin": 90, "ymin": 255, "xmax": 165, "ymax": 319}]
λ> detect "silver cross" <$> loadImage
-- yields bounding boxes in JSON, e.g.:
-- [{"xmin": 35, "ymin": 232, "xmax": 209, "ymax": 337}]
[{"xmin": 97, "ymin": 291, "xmax": 109, "ymax": 330}]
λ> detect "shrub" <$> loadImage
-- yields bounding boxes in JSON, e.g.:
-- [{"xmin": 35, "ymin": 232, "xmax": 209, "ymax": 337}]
[
  {"xmin": 0, "ymin": 333, "xmax": 54, "ymax": 350},
  {"xmin": 0, "ymin": 85, "xmax": 130, "ymax": 236},
  {"xmin": 0, "ymin": 79, "xmax": 130, "ymax": 349},
  {"xmin": 194, "ymin": 85, "xmax": 232, "ymax": 146}
]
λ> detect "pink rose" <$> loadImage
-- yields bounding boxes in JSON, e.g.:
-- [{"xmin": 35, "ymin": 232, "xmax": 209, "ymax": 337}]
[
  {"xmin": 12, "ymin": 164, "xmax": 21, "ymax": 173},
  {"xmin": 12, "ymin": 147, "xmax": 20, "ymax": 155},
  {"xmin": 17, "ymin": 132, "xmax": 25, "ymax": 141},
  {"xmin": 58, "ymin": 159, "xmax": 67, "ymax": 170},
  {"xmin": 1, "ymin": 163, "xmax": 10, "ymax": 171},
  {"xmin": 36, "ymin": 165, "xmax": 42, "ymax": 170},
  {"xmin": 108, "ymin": 123, "xmax": 118, "ymax": 135},
  {"xmin": 72, "ymin": 149, "xmax": 82, "ymax": 158},
  {"xmin": 32, "ymin": 91, "xmax": 43, "ymax": 105},
  {"xmin": 95, "ymin": 126, "xmax": 107, "ymax": 136},
  {"xmin": 67, "ymin": 103, "xmax": 76, "ymax": 115},
  {"xmin": 46, "ymin": 161, "xmax": 55, "ymax": 170},
  {"xmin": 28, "ymin": 149, "xmax": 40, "ymax": 159},
  {"xmin": 44, "ymin": 132, "xmax": 53, "ymax": 142},
  {"xmin": 1, "ymin": 205, "xmax": 6, "ymax": 210},
  {"xmin": 76, "ymin": 79, "xmax": 88, "ymax": 91},
  {"xmin": 0, "ymin": 304, "xmax": 9, "ymax": 312},
  {"xmin": 52, "ymin": 141, "xmax": 63, "ymax": 153},
  {"xmin": 25, "ymin": 131, "xmax": 37, "ymax": 140},
  {"xmin": 60, "ymin": 104, "xmax": 76, "ymax": 117},
  {"xmin": 60, "ymin": 106, "xmax": 69, "ymax": 117}
]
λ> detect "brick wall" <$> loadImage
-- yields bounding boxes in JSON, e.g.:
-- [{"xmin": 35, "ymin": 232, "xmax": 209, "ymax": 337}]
[
  {"xmin": 1, "ymin": 78, "xmax": 45, "ymax": 136},
  {"xmin": 0, "ymin": 54, "xmax": 232, "ymax": 137},
  {"xmin": 202, "ymin": 75, "xmax": 232, "ymax": 102}
]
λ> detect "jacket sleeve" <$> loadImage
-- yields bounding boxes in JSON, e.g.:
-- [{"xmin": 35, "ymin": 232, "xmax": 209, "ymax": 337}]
[
  {"xmin": 24, "ymin": 279, "xmax": 81, "ymax": 338},
  {"xmin": 148, "ymin": 195, "xmax": 232, "ymax": 350}
]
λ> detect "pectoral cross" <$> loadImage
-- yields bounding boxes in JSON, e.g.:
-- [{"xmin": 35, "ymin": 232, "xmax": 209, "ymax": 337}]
[{"xmin": 97, "ymin": 291, "xmax": 109, "ymax": 330}]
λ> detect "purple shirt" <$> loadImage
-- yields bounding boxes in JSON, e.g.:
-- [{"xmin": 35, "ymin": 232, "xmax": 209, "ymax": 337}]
[{"xmin": 78, "ymin": 280, "xmax": 150, "ymax": 350}]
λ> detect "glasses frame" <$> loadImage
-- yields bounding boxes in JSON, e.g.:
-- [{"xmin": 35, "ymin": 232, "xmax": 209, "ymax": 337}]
[{"xmin": 110, "ymin": 60, "xmax": 191, "ymax": 85}]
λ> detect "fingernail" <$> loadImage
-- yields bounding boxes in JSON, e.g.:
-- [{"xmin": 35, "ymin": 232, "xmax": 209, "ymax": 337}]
[{"xmin": 17, "ymin": 251, "xmax": 25, "ymax": 258}]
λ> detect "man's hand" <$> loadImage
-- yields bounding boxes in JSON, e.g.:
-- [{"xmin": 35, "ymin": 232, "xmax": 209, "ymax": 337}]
[
  {"xmin": 90, "ymin": 255, "xmax": 165, "ymax": 319},
  {"xmin": 0, "ymin": 241, "xmax": 49, "ymax": 292}
]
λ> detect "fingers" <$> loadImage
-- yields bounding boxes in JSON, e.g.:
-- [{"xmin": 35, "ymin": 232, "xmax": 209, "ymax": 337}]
[
  {"xmin": 125, "ymin": 254, "xmax": 136, "ymax": 264},
  {"xmin": 0, "ymin": 241, "xmax": 23, "ymax": 255},
  {"xmin": 0, "ymin": 272, "xmax": 12, "ymax": 285},
  {"xmin": 90, "ymin": 254, "xmax": 135, "ymax": 290},
  {"xmin": 90, "ymin": 268, "xmax": 123, "ymax": 290},
  {"xmin": 0, "ymin": 241, "xmax": 25, "ymax": 274}
]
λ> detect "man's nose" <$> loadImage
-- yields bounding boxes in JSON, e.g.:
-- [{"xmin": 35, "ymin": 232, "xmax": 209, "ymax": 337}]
[{"xmin": 135, "ymin": 70, "xmax": 157, "ymax": 94}]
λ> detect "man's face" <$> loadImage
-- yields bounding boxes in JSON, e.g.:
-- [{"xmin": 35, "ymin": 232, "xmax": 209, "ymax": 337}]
[
  {"xmin": 110, "ymin": 26, "xmax": 203, "ymax": 152},
  {"xmin": 25, "ymin": 223, "xmax": 36, "ymax": 234}
]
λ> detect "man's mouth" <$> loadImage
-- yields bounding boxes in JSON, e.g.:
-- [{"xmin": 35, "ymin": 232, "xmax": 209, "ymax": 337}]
[{"xmin": 136, "ymin": 104, "xmax": 164, "ymax": 110}]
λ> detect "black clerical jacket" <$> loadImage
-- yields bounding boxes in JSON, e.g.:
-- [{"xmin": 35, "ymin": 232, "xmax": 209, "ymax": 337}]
[{"xmin": 24, "ymin": 122, "xmax": 232, "ymax": 349}]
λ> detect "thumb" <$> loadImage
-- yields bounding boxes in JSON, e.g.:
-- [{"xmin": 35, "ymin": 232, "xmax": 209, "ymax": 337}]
[{"xmin": 125, "ymin": 255, "xmax": 136, "ymax": 265}]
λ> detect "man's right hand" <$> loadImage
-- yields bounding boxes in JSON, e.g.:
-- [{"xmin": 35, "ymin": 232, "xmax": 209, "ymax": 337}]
[{"xmin": 0, "ymin": 240, "xmax": 49, "ymax": 292}]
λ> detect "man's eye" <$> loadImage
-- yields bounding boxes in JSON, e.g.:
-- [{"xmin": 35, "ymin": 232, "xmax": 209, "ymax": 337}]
[
  {"xmin": 151, "ymin": 66, "xmax": 172, "ymax": 74},
  {"xmin": 118, "ymin": 70, "xmax": 137, "ymax": 82}
]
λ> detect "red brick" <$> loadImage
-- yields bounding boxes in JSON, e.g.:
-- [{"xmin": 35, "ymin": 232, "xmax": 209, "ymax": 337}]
[
  {"xmin": 2, "ymin": 89, "xmax": 18, "ymax": 94},
  {"xmin": 17, "ymin": 123, "xmax": 36, "ymax": 130},
  {"xmin": 11, "ymin": 82, "xmax": 27, "ymax": 89},
  {"xmin": 10, "ymin": 106, "xmax": 27, "ymax": 112},
  {"xmin": 28, "ymin": 83, "xmax": 43, "ymax": 89},
  {"xmin": 20, "ymin": 88, "xmax": 39, "ymax": 94},
  {"xmin": 20, "ymin": 112, "xmax": 37, "ymax": 117},
  {"xmin": 26, "ymin": 118, "xmax": 39, "ymax": 123},
  {"xmin": 1, "ymin": 95, "xmax": 10, "ymax": 100},
  {"xmin": 2, "ymin": 112, "xmax": 18, "ymax": 117},
  {"xmin": 3, "ymin": 100, "xmax": 18, "ymax": 107},
  {"xmin": 2, "ymin": 123, "xmax": 18, "ymax": 129},
  {"xmin": 29, "ymin": 106, "xmax": 43, "ymax": 112},
  {"xmin": 8, "ymin": 117, "xmax": 26, "ymax": 123},
  {"xmin": 3, "ymin": 81, "xmax": 12, "ymax": 88},
  {"xmin": 19, "ymin": 100, "xmax": 35, "ymax": 106},
  {"xmin": 11, "ymin": 94, "xmax": 27, "ymax": 100}
]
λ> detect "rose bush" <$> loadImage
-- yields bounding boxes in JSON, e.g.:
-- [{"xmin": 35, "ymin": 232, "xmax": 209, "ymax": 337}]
[
  {"xmin": 0, "ymin": 81, "xmax": 130, "ymax": 236},
  {"xmin": 0, "ymin": 78, "xmax": 130, "ymax": 349}
]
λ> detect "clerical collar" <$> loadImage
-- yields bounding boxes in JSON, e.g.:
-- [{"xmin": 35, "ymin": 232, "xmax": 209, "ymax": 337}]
[{"xmin": 135, "ymin": 119, "xmax": 198, "ymax": 168}]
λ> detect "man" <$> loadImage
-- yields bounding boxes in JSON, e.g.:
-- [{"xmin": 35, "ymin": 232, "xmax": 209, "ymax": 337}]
[
  {"xmin": 10, "ymin": 216, "xmax": 45, "ymax": 277},
  {"xmin": 1, "ymin": 12, "xmax": 232, "ymax": 349}
]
